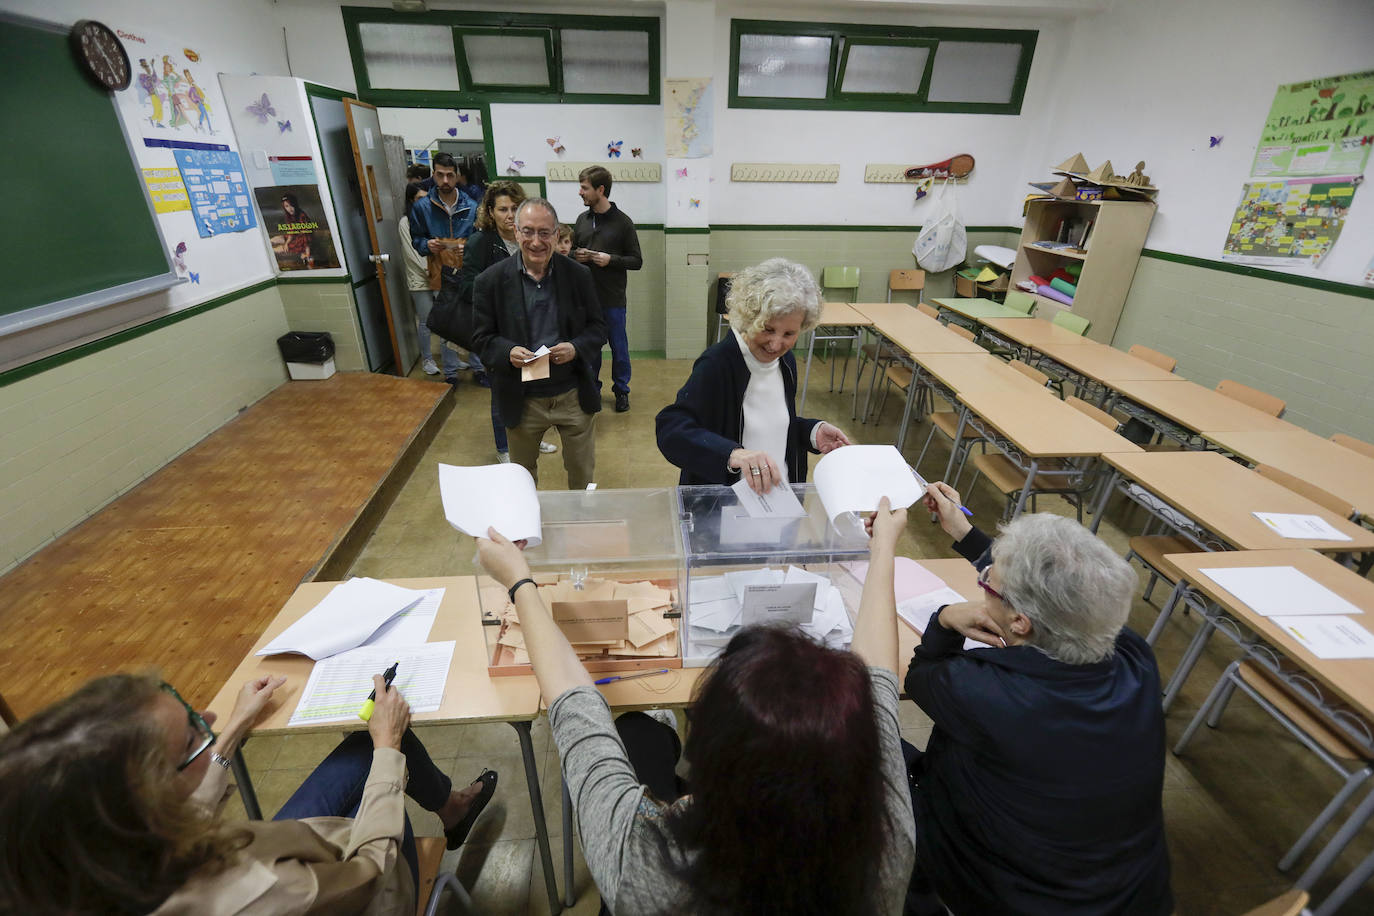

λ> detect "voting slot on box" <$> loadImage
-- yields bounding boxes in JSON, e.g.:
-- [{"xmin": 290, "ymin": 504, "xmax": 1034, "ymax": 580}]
[
  {"xmin": 676, "ymin": 484, "xmax": 871, "ymax": 667},
  {"xmin": 480, "ymin": 487, "xmax": 687, "ymax": 676}
]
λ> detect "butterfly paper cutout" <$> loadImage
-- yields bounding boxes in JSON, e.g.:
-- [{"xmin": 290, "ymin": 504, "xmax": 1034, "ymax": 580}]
[
  {"xmin": 277, "ymin": 120, "xmax": 292, "ymax": 133},
  {"xmin": 245, "ymin": 93, "xmax": 275, "ymax": 124},
  {"xmin": 1209, "ymin": 135, "xmax": 1223, "ymax": 148},
  {"xmin": 688, "ymin": 198, "xmax": 701, "ymax": 209},
  {"xmin": 188, "ymin": 272, "xmax": 200, "ymax": 284},
  {"xmin": 675, "ymin": 167, "xmax": 688, "ymax": 178},
  {"xmin": 546, "ymin": 137, "xmax": 565, "ymax": 154},
  {"xmin": 446, "ymin": 128, "xmax": 458, "ymax": 137},
  {"xmin": 631, "ymin": 148, "xmax": 642, "ymax": 158},
  {"xmin": 507, "ymin": 157, "xmax": 525, "ymax": 174},
  {"xmin": 174, "ymin": 242, "xmax": 188, "ymax": 256},
  {"xmin": 607, "ymin": 140, "xmax": 623, "ymax": 158},
  {"xmin": 458, "ymin": 113, "xmax": 470, "ymax": 123}
]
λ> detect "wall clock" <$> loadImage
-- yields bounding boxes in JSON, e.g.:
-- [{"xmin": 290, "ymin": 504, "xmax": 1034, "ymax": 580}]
[{"xmin": 70, "ymin": 20, "xmax": 131, "ymax": 91}]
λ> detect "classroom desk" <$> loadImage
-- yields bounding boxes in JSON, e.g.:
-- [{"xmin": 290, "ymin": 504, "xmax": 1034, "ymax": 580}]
[
  {"xmin": 1102, "ymin": 377, "xmax": 1293, "ymax": 447},
  {"xmin": 1200, "ymin": 428, "xmax": 1374, "ymax": 521},
  {"xmin": 800, "ymin": 301, "xmax": 875, "ymax": 413},
  {"xmin": 931, "ymin": 297, "xmax": 1031, "ymax": 326},
  {"xmin": 206, "ymin": 577, "xmax": 564, "ymax": 914},
  {"xmin": 895, "ymin": 558, "xmax": 982, "ymax": 680},
  {"xmin": 949, "ymin": 387, "xmax": 1142, "ymax": 517},
  {"xmin": 1029, "ymin": 338, "xmax": 1180, "ymax": 402},
  {"xmin": 978, "ymin": 315, "xmax": 1100, "ymax": 359}
]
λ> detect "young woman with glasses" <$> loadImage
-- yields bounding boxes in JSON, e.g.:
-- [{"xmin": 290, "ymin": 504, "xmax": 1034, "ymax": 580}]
[{"xmin": 0, "ymin": 673, "xmax": 497, "ymax": 914}]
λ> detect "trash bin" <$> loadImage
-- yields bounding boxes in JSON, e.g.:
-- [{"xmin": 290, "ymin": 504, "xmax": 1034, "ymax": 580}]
[{"xmin": 277, "ymin": 331, "xmax": 336, "ymax": 380}]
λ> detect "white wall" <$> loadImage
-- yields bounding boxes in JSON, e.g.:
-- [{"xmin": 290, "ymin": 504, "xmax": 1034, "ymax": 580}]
[
  {"xmin": 377, "ymin": 106, "xmax": 484, "ymax": 148},
  {"xmin": 1030, "ymin": 0, "xmax": 1374, "ymax": 285}
]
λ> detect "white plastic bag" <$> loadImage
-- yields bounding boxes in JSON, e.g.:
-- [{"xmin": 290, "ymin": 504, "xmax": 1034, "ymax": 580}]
[{"xmin": 912, "ymin": 180, "xmax": 967, "ymax": 273}]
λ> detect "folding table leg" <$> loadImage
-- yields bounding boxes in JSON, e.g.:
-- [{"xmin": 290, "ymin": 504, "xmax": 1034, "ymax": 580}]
[
  {"xmin": 510, "ymin": 720, "xmax": 561, "ymax": 915},
  {"xmin": 232, "ymin": 748, "xmax": 263, "ymax": 820}
]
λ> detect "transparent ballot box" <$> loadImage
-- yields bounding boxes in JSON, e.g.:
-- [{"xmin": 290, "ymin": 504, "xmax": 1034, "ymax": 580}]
[
  {"xmin": 676, "ymin": 484, "xmax": 871, "ymax": 666},
  {"xmin": 480, "ymin": 487, "xmax": 685, "ymax": 676}
]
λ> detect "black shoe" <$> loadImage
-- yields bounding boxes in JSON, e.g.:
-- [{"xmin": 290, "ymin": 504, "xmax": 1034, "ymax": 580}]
[
  {"xmin": 615, "ymin": 392, "xmax": 630, "ymax": 412},
  {"xmin": 444, "ymin": 375, "xmax": 460, "ymax": 387},
  {"xmin": 474, "ymin": 371, "xmax": 491, "ymax": 388},
  {"xmin": 445, "ymin": 769, "xmax": 498, "ymax": 850}
]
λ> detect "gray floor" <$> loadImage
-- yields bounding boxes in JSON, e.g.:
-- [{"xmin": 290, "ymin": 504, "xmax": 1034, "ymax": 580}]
[{"xmin": 223, "ymin": 350, "xmax": 1374, "ymax": 914}]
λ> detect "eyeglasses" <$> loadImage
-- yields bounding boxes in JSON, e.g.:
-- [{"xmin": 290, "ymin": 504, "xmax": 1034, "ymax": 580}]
[
  {"xmin": 977, "ymin": 565, "xmax": 1011, "ymax": 606},
  {"xmin": 159, "ymin": 682, "xmax": 217, "ymax": 771},
  {"xmin": 517, "ymin": 227, "xmax": 556, "ymax": 241}
]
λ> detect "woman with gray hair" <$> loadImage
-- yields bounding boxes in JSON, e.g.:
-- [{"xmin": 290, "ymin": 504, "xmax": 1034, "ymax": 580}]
[
  {"xmin": 656, "ymin": 258, "xmax": 851, "ymax": 492},
  {"xmin": 900, "ymin": 482, "xmax": 1172, "ymax": 916}
]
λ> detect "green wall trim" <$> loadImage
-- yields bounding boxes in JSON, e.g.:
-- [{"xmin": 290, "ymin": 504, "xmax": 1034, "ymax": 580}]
[
  {"xmin": 278, "ymin": 275, "xmax": 353, "ymax": 285},
  {"xmin": 0, "ymin": 279, "xmax": 279, "ymax": 389},
  {"xmin": 1140, "ymin": 249, "xmax": 1374, "ymax": 300},
  {"xmin": 637, "ymin": 223, "xmax": 665, "ymax": 231},
  {"xmin": 664, "ymin": 227, "xmax": 711, "ymax": 235}
]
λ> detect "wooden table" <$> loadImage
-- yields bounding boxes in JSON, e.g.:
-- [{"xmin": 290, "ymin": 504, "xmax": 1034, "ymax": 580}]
[
  {"xmin": 979, "ymin": 315, "xmax": 1100, "ymax": 355},
  {"xmin": 207, "ymin": 577, "xmax": 563, "ymax": 913},
  {"xmin": 932, "ymin": 297, "xmax": 1032, "ymax": 323},
  {"xmin": 1030, "ymin": 338, "xmax": 1180, "ymax": 403},
  {"xmin": 1103, "ymin": 377, "xmax": 1293, "ymax": 447},
  {"xmin": 895, "ymin": 558, "xmax": 982, "ymax": 682},
  {"xmin": 1201, "ymin": 428, "xmax": 1374, "ymax": 521},
  {"xmin": 949, "ymin": 387, "xmax": 1142, "ymax": 516},
  {"xmin": 800, "ymin": 301, "xmax": 876, "ymax": 412}
]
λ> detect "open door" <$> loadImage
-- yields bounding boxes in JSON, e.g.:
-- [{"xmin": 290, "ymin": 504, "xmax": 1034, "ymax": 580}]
[{"xmin": 342, "ymin": 98, "xmax": 417, "ymax": 375}]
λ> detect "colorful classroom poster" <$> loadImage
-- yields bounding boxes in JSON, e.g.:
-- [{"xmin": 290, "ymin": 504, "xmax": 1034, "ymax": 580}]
[
  {"xmin": 665, "ymin": 78, "xmax": 714, "ymax": 159},
  {"xmin": 1220, "ymin": 176, "xmax": 1360, "ymax": 267},
  {"xmin": 1250, "ymin": 70, "xmax": 1374, "ymax": 177},
  {"xmin": 173, "ymin": 149, "xmax": 257, "ymax": 237},
  {"xmin": 254, "ymin": 185, "xmax": 341, "ymax": 271},
  {"xmin": 116, "ymin": 32, "xmax": 231, "ymax": 145},
  {"xmin": 142, "ymin": 167, "xmax": 190, "ymax": 213}
]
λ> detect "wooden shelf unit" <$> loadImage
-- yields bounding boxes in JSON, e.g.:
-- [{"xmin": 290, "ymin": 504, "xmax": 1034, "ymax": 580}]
[{"xmin": 1010, "ymin": 197, "xmax": 1155, "ymax": 344}]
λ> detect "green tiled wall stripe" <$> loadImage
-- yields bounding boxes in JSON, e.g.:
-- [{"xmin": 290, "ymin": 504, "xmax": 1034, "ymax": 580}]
[
  {"xmin": 1140, "ymin": 249, "xmax": 1374, "ymax": 301},
  {"xmin": 664, "ymin": 227, "xmax": 711, "ymax": 234},
  {"xmin": 0, "ymin": 279, "xmax": 278, "ymax": 389}
]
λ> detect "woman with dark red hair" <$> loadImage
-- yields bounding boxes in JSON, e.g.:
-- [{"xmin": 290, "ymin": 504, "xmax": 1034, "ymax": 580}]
[{"xmin": 477, "ymin": 500, "xmax": 916, "ymax": 915}]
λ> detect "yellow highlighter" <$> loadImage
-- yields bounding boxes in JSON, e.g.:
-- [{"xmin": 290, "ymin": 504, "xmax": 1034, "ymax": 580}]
[{"xmin": 359, "ymin": 661, "xmax": 400, "ymax": 722}]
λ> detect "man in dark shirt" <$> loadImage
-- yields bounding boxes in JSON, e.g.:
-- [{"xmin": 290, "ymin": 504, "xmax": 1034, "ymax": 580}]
[
  {"xmin": 573, "ymin": 166, "xmax": 642, "ymax": 413},
  {"xmin": 471, "ymin": 199, "xmax": 606, "ymax": 488}
]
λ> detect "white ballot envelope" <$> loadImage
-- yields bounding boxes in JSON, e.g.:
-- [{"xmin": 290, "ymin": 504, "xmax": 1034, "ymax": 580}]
[{"xmin": 438, "ymin": 462, "xmax": 543, "ymax": 546}]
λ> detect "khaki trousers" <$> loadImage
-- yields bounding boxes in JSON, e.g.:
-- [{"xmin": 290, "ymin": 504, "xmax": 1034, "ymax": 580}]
[{"xmin": 507, "ymin": 389, "xmax": 596, "ymax": 489}]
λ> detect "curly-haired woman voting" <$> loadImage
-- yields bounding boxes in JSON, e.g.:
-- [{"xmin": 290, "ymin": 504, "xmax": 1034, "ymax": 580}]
[
  {"xmin": 904, "ymin": 483, "xmax": 1173, "ymax": 916},
  {"xmin": 656, "ymin": 258, "xmax": 851, "ymax": 493},
  {"xmin": 476, "ymin": 499, "xmax": 915, "ymax": 915},
  {"xmin": 0, "ymin": 673, "xmax": 496, "ymax": 915}
]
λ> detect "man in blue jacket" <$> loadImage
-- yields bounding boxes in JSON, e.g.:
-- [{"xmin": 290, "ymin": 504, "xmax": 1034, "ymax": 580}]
[{"xmin": 409, "ymin": 152, "xmax": 478, "ymax": 277}]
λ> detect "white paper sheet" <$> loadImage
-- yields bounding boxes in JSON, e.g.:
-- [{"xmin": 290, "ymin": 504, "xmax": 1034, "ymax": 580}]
[
  {"xmin": 688, "ymin": 575, "xmax": 735, "ymax": 604},
  {"xmin": 438, "ymin": 462, "xmax": 543, "ymax": 546},
  {"xmin": 1198, "ymin": 567, "xmax": 1362, "ymax": 618},
  {"xmin": 731, "ymin": 478, "xmax": 807, "ymax": 518},
  {"xmin": 520, "ymin": 345, "xmax": 551, "ymax": 364},
  {"xmin": 289, "ymin": 641, "xmax": 457, "ymax": 725},
  {"xmin": 364, "ymin": 588, "xmax": 445, "ymax": 646},
  {"xmin": 725, "ymin": 568, "xmax": 783, "ymax": 604},
  {"xmin": 1270, "ymin": 616, "xmax": 1374, "ymax": 659},
  {"xmin": 691, "ymin": 596, "xmax": 743, "ymax": 633},
  {"xmin": 741, "ymin": 582, "xmax": 817, "ymax": 626},
  {"xmin": 257, "ymin": 578, "xmax": 427, "ymax": 659},
  {"xmin": 813, "ymin": 445, "xmax": 923, "ymax": 524},
  {"xmin": 897, "ymin": 587, "xmax": 970, "ymax": 632},
  {"xmin": 718, "ymin": 506, "xmax": 798, "ymax": 546},
  {"xmin": 1252, "ymin": 512, "xmax": 1353, "ymax": 541},
  {"xmin": 803, "ymin": 587, "xmax": 851, "ymax": 639}
]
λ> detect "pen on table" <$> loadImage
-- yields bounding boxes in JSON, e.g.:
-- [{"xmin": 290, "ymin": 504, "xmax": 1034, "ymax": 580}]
[
  {"xmin": 595, "ymin": 668, "xmax": 669, "ymax": 686},
  {"xmin": 359, "ymin": 661, "xmax": 399, "ymax": 721}
]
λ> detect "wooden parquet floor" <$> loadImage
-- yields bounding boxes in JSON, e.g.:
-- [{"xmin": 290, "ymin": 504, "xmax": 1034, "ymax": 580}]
[{"xmin": 0, "ymin": 373, "xmax": 451, "ymax": 717}]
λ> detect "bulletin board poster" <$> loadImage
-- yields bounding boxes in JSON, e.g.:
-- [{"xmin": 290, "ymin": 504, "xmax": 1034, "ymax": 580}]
[
  {"xmin": 117, "ymin": 37, "xmax": 232, "ymax": 146},
  {"xmin": 173, "ymin": 149, "xmax": 257, "ymax": 238},
  {"xmin": 142, "ymin": 168, "xmax": 190, "ymax": 213},
  {"xmin": 1221, "ymin": 176, "xmax": 1360, "ymax": 267},
  {"xmin": 1250, "ymin": 70, "xmax": 1374, "ymax": 177},
  {"xmin": 665, "ymin": 78, "xmax": 714, "ymax": 159},
  {"xmin": 254, "ymin": 185, "xmax": 341, "ymax": 271}
]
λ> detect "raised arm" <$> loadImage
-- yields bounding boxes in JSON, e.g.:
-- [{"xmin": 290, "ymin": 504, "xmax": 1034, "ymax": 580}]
[{"xmin": 850, "ymin": 497, "xmax": 905, "ymax": 674}]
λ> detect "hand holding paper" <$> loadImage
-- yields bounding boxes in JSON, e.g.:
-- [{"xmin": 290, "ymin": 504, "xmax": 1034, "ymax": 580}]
[
  {"xmin": 439, "ymin": 462, "xmax": 543, "ymax": 546},
  {"xmin": 813, "ymin": 445, "xmax": 923, "ymax": 524}
]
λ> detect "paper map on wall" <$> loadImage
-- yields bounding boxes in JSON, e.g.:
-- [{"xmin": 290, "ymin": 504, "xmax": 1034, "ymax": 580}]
[
  {"xmin": 1250, "ymin": 70, "xmax": 1374, "ymax": 178},
  {"xmin": 172, "ymin": 149, "xmax": 257, "ymax": 237},
  {"xmin": 1221, "ymin": 176, "xmax": 1360, "ymax": 267},
  {"xmin": 665, "ymin": 78, "xmax": 713, "ymax": 159}
]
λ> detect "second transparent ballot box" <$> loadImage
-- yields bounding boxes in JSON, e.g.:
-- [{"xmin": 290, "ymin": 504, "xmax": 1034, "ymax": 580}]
[
  {"xmin": 676, "ymin": 483, "xmax": 871, "ymax": 666},
  {"xmin": 480, "ymin": 487, "xmax": 685, "ymax": 675}
]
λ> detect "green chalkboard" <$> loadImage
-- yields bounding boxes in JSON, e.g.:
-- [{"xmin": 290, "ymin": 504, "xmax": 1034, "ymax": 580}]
[{"xmin": 0, "ymin": 16, "xmax": 172, "ymax": 325}]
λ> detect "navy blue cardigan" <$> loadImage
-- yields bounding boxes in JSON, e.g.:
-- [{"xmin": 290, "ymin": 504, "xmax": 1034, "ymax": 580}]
[
  {"xmin": 905, "ymin": 528, "xmax": 1173, "ymax": 916},
  {"xmin": 655, "ymin": 336, "xmax": 820, "ymax": 485}
]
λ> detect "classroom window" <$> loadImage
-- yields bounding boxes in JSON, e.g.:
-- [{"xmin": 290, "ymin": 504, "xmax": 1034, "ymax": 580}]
[
  {"xmin": 729, "ymin": 19, "xmax": 1036, "ymax": 113},
  {"xmin": 342, "ymin": 7, "xmax": 660, "ymax": 105}
]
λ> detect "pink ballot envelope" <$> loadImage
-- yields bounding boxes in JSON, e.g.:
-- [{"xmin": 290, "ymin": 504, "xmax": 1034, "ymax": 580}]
[{"xmin": 521, "ymin": 352, "xmax": 551, "ymax": 381}]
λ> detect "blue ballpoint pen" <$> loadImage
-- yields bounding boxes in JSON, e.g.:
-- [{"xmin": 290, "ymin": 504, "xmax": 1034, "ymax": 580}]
[{"xmin": 595, "ymin": 668, "xmax": 670, "ymax": 685}]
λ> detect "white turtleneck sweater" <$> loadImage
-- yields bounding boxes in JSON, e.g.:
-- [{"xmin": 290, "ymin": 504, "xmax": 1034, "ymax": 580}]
[{"xmin": 733, "ymin": 329, "xmax": 791, "ymax": 478}]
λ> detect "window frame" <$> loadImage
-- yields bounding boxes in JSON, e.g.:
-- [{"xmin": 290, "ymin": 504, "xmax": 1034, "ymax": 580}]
[
  {"xmin": 455, "ymin": 27, "xmax": 556, "ymax": 92},
  {"xmin": 342, "ymin": 6, "xmax": 660, "ymax": 107},
  {"xmin": 728, "ymin": 18, "xmax": 1036, "ymax": 114}
]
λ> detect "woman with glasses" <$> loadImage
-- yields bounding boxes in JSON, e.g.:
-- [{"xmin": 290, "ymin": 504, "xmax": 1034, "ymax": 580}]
[
  {"xmin": 0, "ymin": 673, "xmax": 497, "ymax": 915},
  {"xmin": 903, "ymin": 482, "xmax": 1172, "ymax": 916}
]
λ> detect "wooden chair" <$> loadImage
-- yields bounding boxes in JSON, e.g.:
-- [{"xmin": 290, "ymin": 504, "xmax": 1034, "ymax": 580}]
[
  {"xmin": 1051, "ymin": 310, "xmax": 1090, "ymax": 336},
  {"xmin": 953, "ymin": 272, "xmax": 977, "ymax": 297},
  {"xmin": 1257, "ymin": 464, "xmax": 1355, "ymax": 519},
  {"xmin": 1002, "ymin": 289, "xmax": 1035, "ymax": 315},
  {"xmin": 1242, "ymin": 889, "xmax": 1307, "ymax": 916},
  {"xmin": 916, "ymin": 303, "xmax": 939, "ymax": 319},
  {"xmin": 887, "ymin": 268, "xmax": 925, "ymax": 303},
  {"xmin": 964, "ymin": 395, "xmax": 1112, "ymax": 522},
  {"xmin": 1175, "ymin": 659, "xmax": 1374, "ymax": 878},
  {"xmin": 713, "ymin": 273, "xmax": 733, "ymax": 343},
  {"xmin": 948, "ymin": 324, "xmax": 977, "ymax": 343},
  {"xmin": 1127, "ymin": 344, "xmax": 1177, "ymax": 372},
  {"xmin": 1217, "ymin": 379, "xmax": 1285, "ymax": 417},
  {"xmin": 1332, "ymin": 433, "xmax": 1374, "ymax": 460}
]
